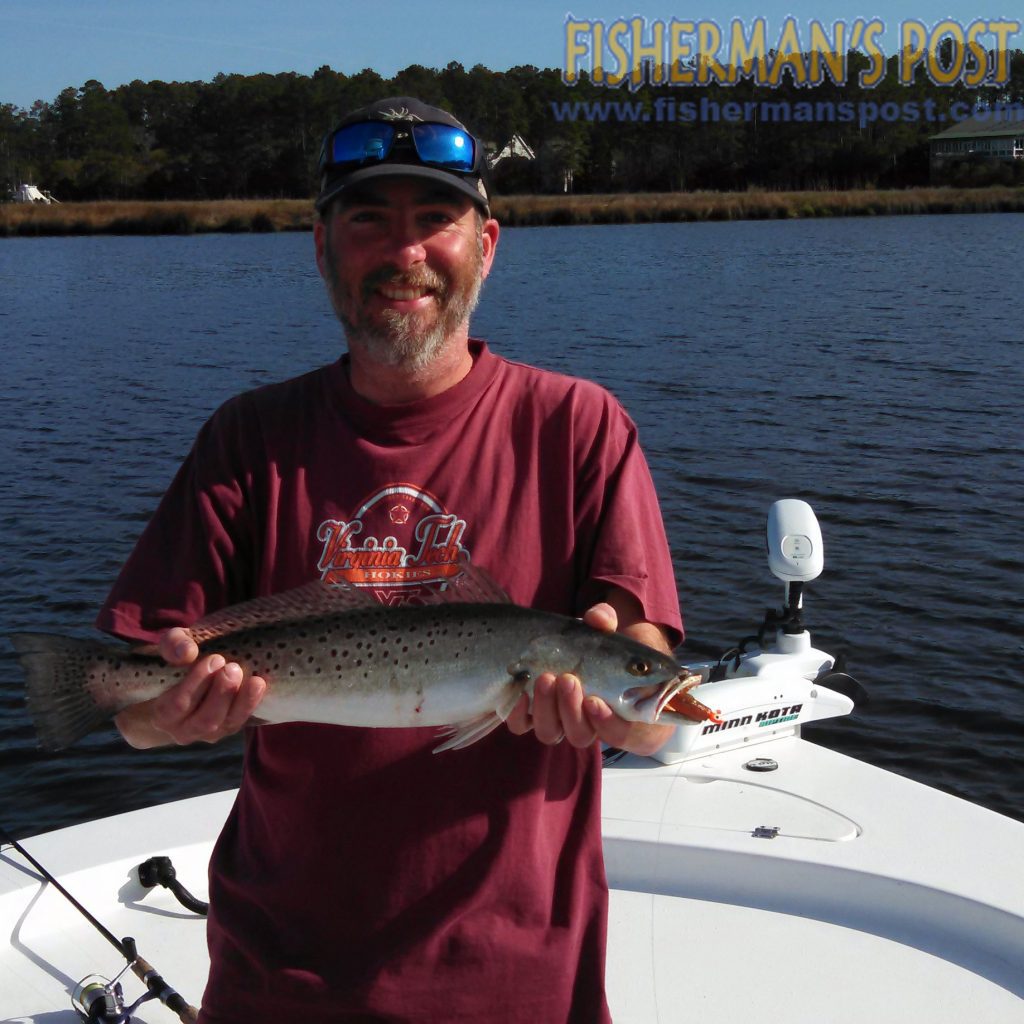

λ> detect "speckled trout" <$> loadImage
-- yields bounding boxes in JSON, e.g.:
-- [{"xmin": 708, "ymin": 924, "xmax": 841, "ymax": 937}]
[{"xmin": 11, "ymin": 565, "xmax": 714, "ymax": 752}]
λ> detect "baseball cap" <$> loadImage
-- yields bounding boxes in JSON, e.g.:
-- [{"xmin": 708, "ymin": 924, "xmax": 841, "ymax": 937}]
[{"xmin": 315, "ymin": 96, "xmax": 490, "ymax": 214}]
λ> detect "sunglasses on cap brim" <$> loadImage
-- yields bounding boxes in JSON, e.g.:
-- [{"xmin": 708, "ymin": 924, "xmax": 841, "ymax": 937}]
[{"xmin": 321, "ymin": 121, "xmax": 481, "ymax": 175}]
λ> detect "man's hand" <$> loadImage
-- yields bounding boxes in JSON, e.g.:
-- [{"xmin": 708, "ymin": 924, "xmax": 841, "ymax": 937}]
[
  {"xmin": 505, "ymin": 592, "xmax": 676, "ymax": 757},
  {"xmin": 115, "ymin": 627, "xmax": 267, "ymax": 749}
]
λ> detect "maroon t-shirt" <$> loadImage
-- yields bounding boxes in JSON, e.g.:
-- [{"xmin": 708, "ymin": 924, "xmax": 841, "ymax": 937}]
[{"xmin": 99, "ymin": 341, "xmax": 682, "ymax": 1023}]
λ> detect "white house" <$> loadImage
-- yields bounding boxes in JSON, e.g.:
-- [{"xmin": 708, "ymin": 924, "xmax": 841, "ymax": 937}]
[
  {"xmin": 12, "ymin": 184, "xmax": 59, "ymax": 203},
  {"xmin": 487, "ymin": 134, "xmax": 536, "ymax": 168}
]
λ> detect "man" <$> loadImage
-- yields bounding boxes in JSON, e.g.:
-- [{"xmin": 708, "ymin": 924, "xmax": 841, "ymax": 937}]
[{"xmin": 98, "ymin": 97, "xmax": 683, "ymax": 1022}]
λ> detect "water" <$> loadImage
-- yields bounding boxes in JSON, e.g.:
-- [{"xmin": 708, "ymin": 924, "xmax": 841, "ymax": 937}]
[{"xmin": 0, "ymin": 214, "xmax": 1021, "ymax": 838}]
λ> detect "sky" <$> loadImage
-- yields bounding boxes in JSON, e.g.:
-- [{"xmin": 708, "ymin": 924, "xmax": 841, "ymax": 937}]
[{"xmin": 1, "ymin": 0, "xmax": 1017, "ymax": 110}]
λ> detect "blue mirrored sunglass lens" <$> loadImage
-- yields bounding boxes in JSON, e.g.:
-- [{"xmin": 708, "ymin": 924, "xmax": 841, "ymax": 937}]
[
  {"xmin": 412, "ymin": 124, "xmax": 475, "ymax": 170},
  {"xmin": 330, "ymin": 123, "xmax": 396, "ymax": 164}
]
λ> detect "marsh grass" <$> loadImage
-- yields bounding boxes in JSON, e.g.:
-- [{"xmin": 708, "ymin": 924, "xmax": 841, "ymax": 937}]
[
  {"xmin": 2, "ymin": 188, "xmax": 1022, "ymax": 236},
  {"xmin": 492, "ymin": 187, "xmax": 1024, "ymax": 226},
  {"xmin": 0, "ymin": 199, "xmax": 312, "ymax": 237}
]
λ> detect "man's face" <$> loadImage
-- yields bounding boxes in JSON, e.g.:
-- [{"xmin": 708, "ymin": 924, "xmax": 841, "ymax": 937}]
[{"xmin": 315, "ymin": 178, "xmax": 498, "ymax": 371}]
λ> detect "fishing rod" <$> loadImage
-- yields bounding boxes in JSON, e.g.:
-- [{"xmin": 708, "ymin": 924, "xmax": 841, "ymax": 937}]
[{"xmin": 0, "ymin": 823, "xmax": 199, "ymax": 1023}]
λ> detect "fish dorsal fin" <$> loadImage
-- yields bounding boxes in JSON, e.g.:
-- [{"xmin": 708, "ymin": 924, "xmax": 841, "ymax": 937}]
[
  {"xmin": 186, "ymin": 561, "xmax": 510, "ymax": 644},
  {"xmin": 187, "ymin": 578, "xmax": 376, "ymax": 644},
  {"xmin": 431, "ymin": 559, "xmax": 511, "ymax": 605}
]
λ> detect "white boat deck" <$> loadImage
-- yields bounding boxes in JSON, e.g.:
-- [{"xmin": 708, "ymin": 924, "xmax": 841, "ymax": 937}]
[
  {"xmin": 603, "ymin": 737, "xmax": 1023, "ymax": 1022},
  {"xmin": 2, "ymin": 735, "xmax": 1022, "ymax": 1022}
]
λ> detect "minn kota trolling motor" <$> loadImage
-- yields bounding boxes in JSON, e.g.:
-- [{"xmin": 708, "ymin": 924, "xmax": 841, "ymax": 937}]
[{"xmin": 653, "ymin": 498, "xmax": 867, "ymax": 765}]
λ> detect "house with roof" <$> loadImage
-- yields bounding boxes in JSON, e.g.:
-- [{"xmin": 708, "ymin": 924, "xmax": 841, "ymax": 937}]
[
  {"xmin": 486, "ymin": 134, "xmax": 537, "ymax": 168},
  {"xmin": 929, "ymin": 112, "xmax": 1024, "ymax": 170},
  {"xmin": 11, "ymin": 184, "xmax": 59, "ymax": 203}
]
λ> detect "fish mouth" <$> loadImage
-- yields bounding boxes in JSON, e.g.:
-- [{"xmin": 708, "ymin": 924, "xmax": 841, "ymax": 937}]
[
  {"xmin": 627, "ymin": 674, "xmax": 689, "ymax": 720},
  {"xmin": 628, "ymin": 672, "xmax": 722, "ymax": 725}
]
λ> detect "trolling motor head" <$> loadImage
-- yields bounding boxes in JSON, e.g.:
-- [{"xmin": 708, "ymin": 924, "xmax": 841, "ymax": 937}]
[{"xmin": 765, "ymin": 499, "xmax": 824, "ymax": 637}]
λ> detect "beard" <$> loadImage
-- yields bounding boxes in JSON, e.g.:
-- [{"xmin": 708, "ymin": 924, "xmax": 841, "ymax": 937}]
[{"xmin": 324, "ymin": 230, "xmax": 484, "ymax": 373}]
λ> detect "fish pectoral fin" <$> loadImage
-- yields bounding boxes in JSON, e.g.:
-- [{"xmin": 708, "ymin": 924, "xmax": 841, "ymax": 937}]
[
  {"xmin": 432, "ymin": 686, "xmax": 522, "ymax": 753},
  {"xmin": 432, "ymin": 712, "xmax": 505, "ymax": 753}
]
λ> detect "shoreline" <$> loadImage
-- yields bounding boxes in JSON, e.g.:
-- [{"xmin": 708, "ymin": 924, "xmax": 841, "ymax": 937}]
[{"xmin": 2, "ymin": 187, "xmax": 1023, "ymax": 236}]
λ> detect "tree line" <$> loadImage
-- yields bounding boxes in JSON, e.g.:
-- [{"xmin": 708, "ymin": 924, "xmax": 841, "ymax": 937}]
[{"xmin": 2, "ymin": 55, "xmax": 1023, "ymax": 202}]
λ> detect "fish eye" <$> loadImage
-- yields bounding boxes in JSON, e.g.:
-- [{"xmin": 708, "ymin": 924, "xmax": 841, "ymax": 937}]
[{"xmin": 627, "ymin": 658, "xmax": 651, "ymax": 676}]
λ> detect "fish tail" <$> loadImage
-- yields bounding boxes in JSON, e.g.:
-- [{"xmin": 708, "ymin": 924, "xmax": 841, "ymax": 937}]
[{"xmin": 9, "ymin": 633, "xmax": 135, "ymax": 750}]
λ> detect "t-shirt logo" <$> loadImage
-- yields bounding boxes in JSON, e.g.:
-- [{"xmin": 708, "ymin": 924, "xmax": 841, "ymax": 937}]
[{"xmin": 315, "ymin": 484, "xmax": 469, "ymax": 604}]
